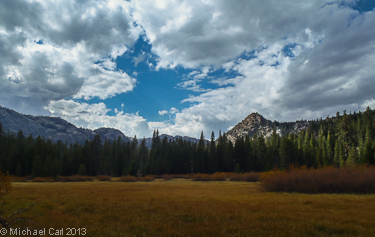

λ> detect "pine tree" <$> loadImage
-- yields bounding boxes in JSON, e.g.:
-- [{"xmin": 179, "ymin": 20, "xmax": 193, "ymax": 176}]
[
  {"xmin": 138, "ymin": 138, "xmax": 149, "ymax": 176},
  {"xmin": 208, "ymin": 132, "xmax": 218, "ymax": 173},
  {"xmin": 336, "ymin": 112, "xmax": 352, "ymax": 160},
  {"xmin": 32, "ymin": 155, "xmax": 43, "ymax": 177},
  {"xmin": 279, "ymin": 137, "xmax": 293, "ymax": 170},
  {"xmin": 78, "ymin": 164, "xmax": 86, "ymax": 176},
  {"xmin": 195, "ymin": 131, "xmax": 207, "ymax": 173}
]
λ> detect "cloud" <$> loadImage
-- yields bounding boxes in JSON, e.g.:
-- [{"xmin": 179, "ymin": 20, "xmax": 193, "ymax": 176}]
[
  {"xmin": 137, "ymin": 1, "xmax": 375, "ymax": 138},
  {"xmin": 156, "ymin": 44, "xmax": 290, "ymax": 137},
  {"xmin": 279, "ymin": 8, "xmax": 375, "ymax": 112},
  {"xmin": 132, "ymin": 51, "xmax": 147, "ymax": 67},
  {"xmin": 158, "ymin": 110, "xmax": 168, "ymax": 116},
  {"xmin": 177, "ymin": 66, "xmax": 213, "ymax": 92},
  {"xmin": 0, "ymin": 0, "xmax": 141, "ymax": 114},
  {"xmin": 131, "ymin": 0, "xmax": 329, "ymax": 69},
  {"xmin": 47, "ymin": 100, "xmax": 150, "ymax": 138},
  {"xmin": 2, "ymin": 0, "xmax": 375, "ymax": 140},
  {"xmin": 169, "ymin": 107, "xmax": 180, "ymax": 114}
]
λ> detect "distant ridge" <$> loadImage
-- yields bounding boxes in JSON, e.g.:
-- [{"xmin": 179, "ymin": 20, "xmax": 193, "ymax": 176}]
[
  {"xmin": 0, "ymin": 105, "xmax": 131, "ymax": 144},
  {"xmin": 0, "ymin": 105, "xmax": 200, "ymax": 146}
]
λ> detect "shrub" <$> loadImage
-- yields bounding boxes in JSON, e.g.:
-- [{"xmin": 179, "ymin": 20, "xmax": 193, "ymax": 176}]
[
  {"xmin": 57, "ymin": 175, "xmax": 93, "ymax": 182},
  {"xmin": 11, "ymin": 176, "xmax": 27, "ymax": 182},
  {"xmin": 192, "ymin": 173, "xmax": 229, "ymax": 181},
  {"xmin": 25, "ymin": 175, "xmax": 33, "ymax": 181},
  {"xmin": 170, "ymin": 174, "xmax": 194, "ymax": 179},
  {"xmin": 0, "ymin": 170, "xmax": 12, "ymax": 199},
  {"xmin": 229, "ymin": 172, "xmax": 260, "ymax": 182},
  {"xmin": 192, "ymin": 173, "xmax": 211, "ymax": 181},
  {"xmin": 118, "ymin": 175, "xmax": 137, "ymax": 182},
  {"xmin": 97, "ymin": 175, "xmax": 112, "ymax": 181},
  {"xmin": 259, "ymin": 166, "xmax": 375, "ymax": 194},
  {"xmin": 161, "ymin": 174, "xmax": 173, "ymax": 180},
  {"xmin": 154, "ymin": 174, "xmax": 194, "ymax": 180},
  {"xmin": 31, "ymin": 177, "xmax": 54, "ymax": 182},
  {"xmin": 211, "ymin": 172, "xmax": 228, "ymax": 181},
  {"xmin": 138, "ymin": 175, "xmax": 155, "ymax": 182}
]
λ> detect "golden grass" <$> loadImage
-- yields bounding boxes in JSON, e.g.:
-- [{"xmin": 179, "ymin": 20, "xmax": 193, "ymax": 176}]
[{"xmin": 2, "ymin": 180, "xmax": 375, "ymax": 236}]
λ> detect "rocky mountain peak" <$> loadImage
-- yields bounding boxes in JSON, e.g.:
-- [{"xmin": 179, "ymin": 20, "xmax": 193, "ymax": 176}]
[{"xmin": 225, "ymin": 112, "xmax": 309, "ymax": 143}]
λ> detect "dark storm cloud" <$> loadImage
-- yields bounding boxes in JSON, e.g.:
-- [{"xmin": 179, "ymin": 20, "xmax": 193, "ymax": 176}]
[{"xmin": 280, "ymin": 9, "xmax": 375, "ymax": 111}]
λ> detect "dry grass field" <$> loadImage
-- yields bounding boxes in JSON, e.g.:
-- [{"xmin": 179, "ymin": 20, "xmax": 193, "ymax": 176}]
[{"xmin": 2, "ymin": 179, "xmax": 375, "ymax": 236}]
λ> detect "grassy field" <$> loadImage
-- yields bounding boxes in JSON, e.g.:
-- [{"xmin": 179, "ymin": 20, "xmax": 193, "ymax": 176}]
[{"xmin": 2, "ymin": 179, "xmax": 375, "ymax": 236}]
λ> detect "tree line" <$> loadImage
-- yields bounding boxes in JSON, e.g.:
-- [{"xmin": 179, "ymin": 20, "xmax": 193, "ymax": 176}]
[{"xmin": 0, "ymin": 108, "xmax": 374, "ymax": 177}]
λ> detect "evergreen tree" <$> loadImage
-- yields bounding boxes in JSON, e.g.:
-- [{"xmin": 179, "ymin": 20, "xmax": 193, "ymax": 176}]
[
  {"xmin": 279, "ymin": 137, "xmax": 293, "ymax": 170},
  {"xmin": 208, "ymin": 132, "xmax": 218, "ymax": 173},
  {"xmin": 32, "ymin": 155, "xmax": 43, "ymax": 177},
  {"xmin": 78, "ymin": 164, "xmax": 86, "ymax": 176},
  {"xmin": 195, "ymin": 131, "xmax": 207, "ymax": 173},
  {"xmin": 138, "ymin": 138, "xmax": 149, "ymax": 176}
]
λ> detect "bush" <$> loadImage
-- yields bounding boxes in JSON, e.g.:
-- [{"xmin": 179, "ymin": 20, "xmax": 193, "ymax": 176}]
[
  {"xmin": 97, "ymin": 175, "xmax": 112, "ymax": 181},
  {"xmin": 192, "ymin": 173, "xmax": 228, "ymax": 181},
  {"xmin": 170, "ymin": 174, "xmax": 194, "ymax": 179},
  {"xmin": 192, "ymin": 173, "xmax": 211, "ymax": 181},
  {"xmin": 0, "ymin": 170, "xmax": 12, "ymax": 199},
  {"xmin": 152, "ymin": 174, "xmax": 194, "ymax": 180},
  {"xmin": 31, "ymin": 177, "xmax": 54, "ymax": 182},
  {"xmin": 11, "ymin": 176, "xmax": 27, "ymax": 182},
  {"xmin": 161, "ymin": 174, "xmax": 173, "ymax": 180},
  {"xmin": 229, "ymin": 172, "xmax": 260, "ymax": 182},
  {"xmin": 211, "ymin": 172, "xmax": 228, "ymax": 181},
  {"xmin": 138, "ymin": 175, "xmax": 155, "ymax": 182},
  {"xmin": 259, "ymin": 166, "xmax": 375, "ymax": 194},
  {"xmin": 118, "ymin": 175, "xmax": 137, "ymax": 182},
  {"xmin": 57, "ymin": 175, "xmax": 93, "ymax": 182}
]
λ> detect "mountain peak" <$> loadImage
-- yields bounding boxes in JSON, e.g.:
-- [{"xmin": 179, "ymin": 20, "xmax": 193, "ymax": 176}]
[{"xmin": 225, "ymin": 112, "xmax": 308, "ymax": 143}]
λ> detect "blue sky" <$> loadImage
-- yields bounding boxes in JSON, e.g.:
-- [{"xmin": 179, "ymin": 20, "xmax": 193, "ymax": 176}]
[{"xmin": 1, "ymin": 0, "xmax": 375, "ymax": 138}]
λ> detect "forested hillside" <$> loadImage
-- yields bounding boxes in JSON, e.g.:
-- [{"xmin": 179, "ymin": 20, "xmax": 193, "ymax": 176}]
[{"xmin": 0, "ymin": 108, "xmax": 374, "ymax": 177}]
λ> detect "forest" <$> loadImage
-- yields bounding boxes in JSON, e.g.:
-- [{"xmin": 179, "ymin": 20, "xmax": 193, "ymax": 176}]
[{"xmin": 0, "ymin": 108, "xmax": 374, "ymax": 177}]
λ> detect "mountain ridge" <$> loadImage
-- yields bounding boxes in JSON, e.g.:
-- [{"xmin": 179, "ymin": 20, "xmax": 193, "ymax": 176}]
[
  {"xmin": 0, "ymin": 105, "xmax": 131, "ymax": 144},
  {"xmin": 1, "ymin": 105, "xmax": 312, "ymax": 146},
  {"xmin": 0, "ymin": 105, "xmax": 200, "ymax": 146}
]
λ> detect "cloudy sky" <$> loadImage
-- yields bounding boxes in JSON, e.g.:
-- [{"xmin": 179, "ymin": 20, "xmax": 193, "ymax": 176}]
[{"xmin": 1, "ymin": 0, "xmax": 375, "ymax": 138}]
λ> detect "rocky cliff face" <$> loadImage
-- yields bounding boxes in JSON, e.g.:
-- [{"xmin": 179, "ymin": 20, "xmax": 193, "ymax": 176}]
[
  {"xmin": 225, "ymin": 112, "xmax": 309, "ymax": 143},
  {"xmin": 0, "ymin": 105, "xmax": 130, "ymax": 144}
]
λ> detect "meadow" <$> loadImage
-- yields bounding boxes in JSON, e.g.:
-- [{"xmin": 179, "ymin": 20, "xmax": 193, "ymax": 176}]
[{"xmin": 2, "ymin": 179, "xmax": 375, "ymax": 236}]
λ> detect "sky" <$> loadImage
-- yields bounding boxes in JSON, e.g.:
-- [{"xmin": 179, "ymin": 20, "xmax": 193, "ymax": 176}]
[{"xmin": 1, "ymin": 0, "xmax": 375, "ymax": 139}]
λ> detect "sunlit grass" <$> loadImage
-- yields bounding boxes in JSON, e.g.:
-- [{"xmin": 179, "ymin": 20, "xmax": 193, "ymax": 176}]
[{"xmin": 2, "ymin": 180, "xmax": 375, "ymax": 236}]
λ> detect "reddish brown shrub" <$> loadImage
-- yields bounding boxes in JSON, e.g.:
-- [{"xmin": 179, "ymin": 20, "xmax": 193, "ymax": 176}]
[
  {"xmin": 118, "ymin": 175, "xmax": 137, "ymax": 182},
  {"xmin": 161, "ymin": 174, "xmax": 173, "ymax": 180},
  {"xmin": 259, "ymin": 166, "xmax": 375, "ymax": 194},
  {"xmin": 11, "ymin": 176, "xmax": 27, "ymax": 182},
  {"xmin": 31, "ymin": 177, "xmax": 54, "ymax": 182},
  {"xmin": 229, "ymin": 172, "xmax": 260, "ymax": 182},
  {"xmin": 171, "ymin": 174, "xmax": 194, "ymax": 179},
  {"xmin": 25, "ymin": 175, "xmax": 33, "ymax": 181},
  {"xmin": 97, "ymin": 175, "xmax": 112, "ymax": 181},
  {"xmin": 211, "ymin": 172, "xmax": 228, "ymax": 181},
  {"xmin": 192, "ymin": 173, "xmax": 228, "ymax": 181},
  {"xmin": 153, "ymin": 174, "xmax": 193, "ymax": 179},
  {"xmin": 138, "ymin": 175, "xmax": 155, "ymax": 182},
  {"xmin": 192, "ymin": 173, "xmax": 211, "ymax": 181},
  {"xmin": 57, "ymin": 175, "xmax": 93, "ymax": 182}
]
